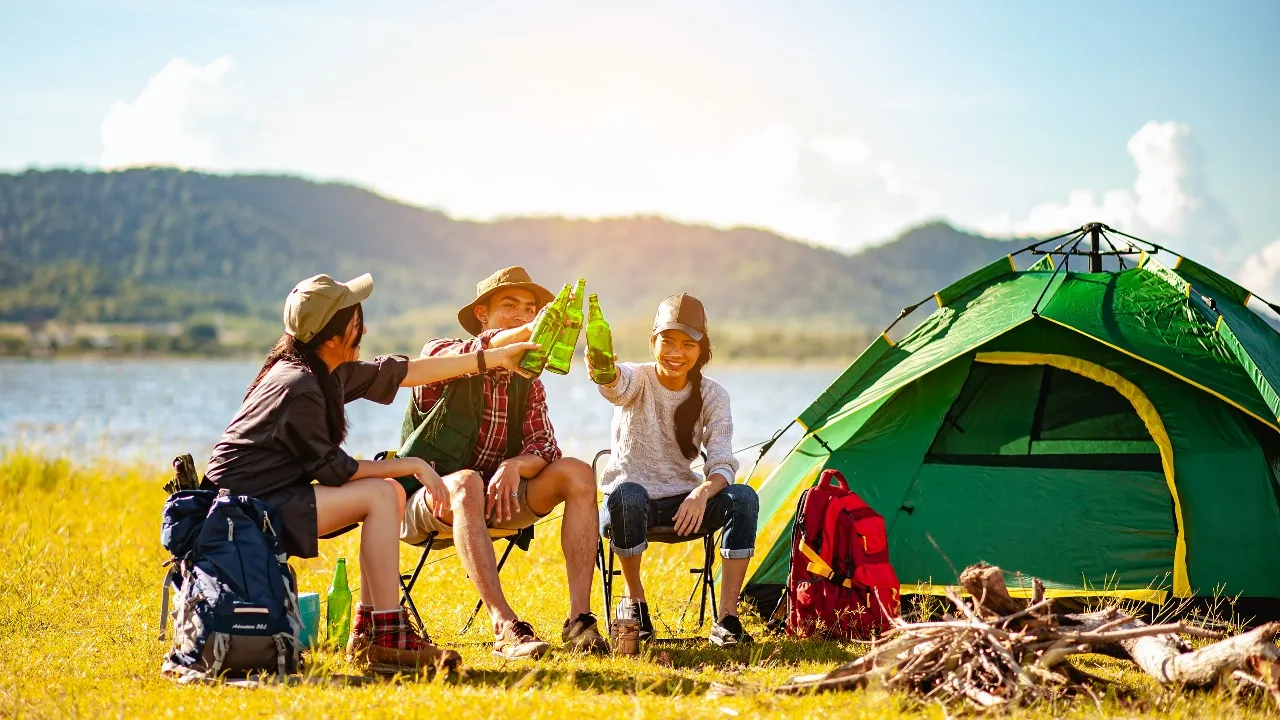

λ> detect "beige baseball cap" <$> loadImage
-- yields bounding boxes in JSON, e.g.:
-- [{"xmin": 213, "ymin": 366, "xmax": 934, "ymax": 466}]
[{"xmin": 282, "ymin": 273, "xmax": 374, "ymax": 342}]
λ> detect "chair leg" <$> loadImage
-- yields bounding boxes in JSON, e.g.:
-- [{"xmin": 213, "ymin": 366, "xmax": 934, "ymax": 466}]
[
  {"xmin": 597, "ymin": 537, "xmax": 614, "ymax": 628},
  {"xmin": 703, "ymin": 533, "xmax": 719, "ymax": 629},
  {"xmin": 461, "ymin": 538, "xmax": 518, "ymax": 635},
  {"xmin": 400, "ymin": 535, "xmax": 435, "ymax": 631}
]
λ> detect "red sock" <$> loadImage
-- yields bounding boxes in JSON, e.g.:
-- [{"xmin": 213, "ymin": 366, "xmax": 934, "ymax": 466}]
[
  {"xmin": 352, "ymin": 603, "xmax": 374, "ymax": 636},
  {"xmin": 370, "ymin": 609, "xmax": 427, "ymax": 650}
]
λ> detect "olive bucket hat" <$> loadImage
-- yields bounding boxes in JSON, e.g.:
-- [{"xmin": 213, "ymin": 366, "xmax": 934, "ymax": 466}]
[
  {"xmin": 457, "ymin": 266, "xmax": 555, "ymax": 336},
  {"xmin": 283, "ymin": 273, "xmax": 374, "ymax": 342}
]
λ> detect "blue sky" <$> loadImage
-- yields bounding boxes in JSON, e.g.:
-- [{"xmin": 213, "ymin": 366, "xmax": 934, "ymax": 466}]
[{"xmin": 2, "ymin": 0, "xmax": 1278, "ymax": 283}]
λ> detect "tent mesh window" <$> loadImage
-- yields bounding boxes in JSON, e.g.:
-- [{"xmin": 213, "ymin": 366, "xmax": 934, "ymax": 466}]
[{"xmin": 925, "ymin": 363, "xmax": 1163, "ymax": 472}]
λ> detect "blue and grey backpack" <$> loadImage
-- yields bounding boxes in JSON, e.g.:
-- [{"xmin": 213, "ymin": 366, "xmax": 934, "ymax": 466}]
[{"xmin": 159, "ymin": 489, "xmax": 303, "ymax": 680}]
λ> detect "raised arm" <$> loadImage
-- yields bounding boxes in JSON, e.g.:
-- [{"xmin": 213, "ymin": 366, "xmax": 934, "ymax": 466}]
[{"xmin": 399, "ymin": 341, "xmax": 538, "ymax": 387}]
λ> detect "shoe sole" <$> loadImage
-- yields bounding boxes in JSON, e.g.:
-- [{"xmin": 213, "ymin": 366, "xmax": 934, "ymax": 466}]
[{"xmin": 493, "ymin": 644, "xmax": 551, "ymax": 661}]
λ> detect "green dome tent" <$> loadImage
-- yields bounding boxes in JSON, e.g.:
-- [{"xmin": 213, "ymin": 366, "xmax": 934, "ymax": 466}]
[{"xmin": 744, "ymin": 224, "xmax": 1280, "ymax": 613}]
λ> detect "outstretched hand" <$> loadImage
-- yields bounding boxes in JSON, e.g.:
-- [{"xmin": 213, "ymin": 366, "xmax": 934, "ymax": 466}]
[{"xmin": 486, "ymin": 342, "xmax": 539, "ymax": 378}]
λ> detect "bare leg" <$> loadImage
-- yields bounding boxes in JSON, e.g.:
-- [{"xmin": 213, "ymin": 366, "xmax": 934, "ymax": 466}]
[
  {"xmin": 315, "ymin": 478, "xmax": 406, "ymax": 610},
  {"xmin": 617, "ymin": 554, "xmax": 646, "ymax": 602},
  {"xmin": 718, "ymin": 557, "xmax": 750, "ymax": 619},
  {"xmin": 428, "ymin": 470, "xmax": 518, "ymax": 631},
  {"xmin": 526, "ymin": 457, "xmax": 598, "ymax": 618}
]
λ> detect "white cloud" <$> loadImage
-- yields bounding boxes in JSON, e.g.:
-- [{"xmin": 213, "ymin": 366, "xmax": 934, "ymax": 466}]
[
  {"xmin": 979, "ymin": 121, "xmax": 1239, "ymax": 261},
  {"xmin": 100, "ymin": 56, "xmax": 241, "ymax": 169},
  {"xmin": 99, "ymin": 57, "xmax": 924, "ymax": 250},
  {"xmin": 1239, "ymin": 239, "xmax": 1280, "ymax": 300}
]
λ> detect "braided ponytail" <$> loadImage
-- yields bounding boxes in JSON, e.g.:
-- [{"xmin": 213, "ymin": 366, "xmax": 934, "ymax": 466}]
[{"xmin": 673, "ymin": 336, "xmax": 712, "ymax": 460}]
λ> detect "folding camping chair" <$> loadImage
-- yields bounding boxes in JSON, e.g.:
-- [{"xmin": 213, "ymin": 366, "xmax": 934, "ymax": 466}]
[
  {"xmin": 399, "ymin": 525, "xmax": 533, "ymax": 634},
  {"xmin": 593, "ymin": 449, "xmax": 720, "ymax": 632},
  {"xmin": 372, "ymin": 451, "xmax": 536, "ymax": 635}
]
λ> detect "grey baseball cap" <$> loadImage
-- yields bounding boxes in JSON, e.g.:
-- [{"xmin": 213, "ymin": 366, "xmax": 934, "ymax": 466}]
[
  {"xmin": 652, "ymin": 293, "xmax": 708, "ymax": 342},
  {"xmin": 283, "ymin": 273, "xmax": 373, "ymax": 342}
]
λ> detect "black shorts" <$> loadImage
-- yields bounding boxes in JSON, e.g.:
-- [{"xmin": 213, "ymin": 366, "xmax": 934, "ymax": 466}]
[{"xmin": 257, "ymin": 482, "xmax": 321, "ymax": 559}]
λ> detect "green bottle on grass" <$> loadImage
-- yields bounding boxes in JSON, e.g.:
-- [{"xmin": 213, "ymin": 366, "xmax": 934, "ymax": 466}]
[
  {"xmin": 586, "ymin": 293, "xmax": 617, "ymax": 385},
  {"xmin": 545, "ymin": 278, "xmax": 586, "ymax": 375},
  {"xmin": 518, "ymin": 282, "xmax": 572, "ymax": 377},
  {"xmin": 325, "ymin": 557, "xmax": 352, "ymax": 645}
]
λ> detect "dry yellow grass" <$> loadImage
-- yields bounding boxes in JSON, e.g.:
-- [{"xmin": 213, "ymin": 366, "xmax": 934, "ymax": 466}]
[{"xmin": 0, "ymin": 450, "xmax": 1275, "ymax": 719}]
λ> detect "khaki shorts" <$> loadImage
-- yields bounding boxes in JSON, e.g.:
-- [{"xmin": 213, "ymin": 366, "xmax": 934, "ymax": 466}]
[{"xmin": 400, "ymin": 476, "xmax": 544, "ymax": 546}]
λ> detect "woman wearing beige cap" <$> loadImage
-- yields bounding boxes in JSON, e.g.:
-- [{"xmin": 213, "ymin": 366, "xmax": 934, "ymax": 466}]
[{"xmin": 205, "ymin": 272, "xmax": 536, "ymax": 673}]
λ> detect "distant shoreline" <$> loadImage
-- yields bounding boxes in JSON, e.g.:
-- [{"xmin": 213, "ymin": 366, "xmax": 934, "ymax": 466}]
[{"xmin": 0, "ymin": 352, "xmax": 852, "ymax": 369}]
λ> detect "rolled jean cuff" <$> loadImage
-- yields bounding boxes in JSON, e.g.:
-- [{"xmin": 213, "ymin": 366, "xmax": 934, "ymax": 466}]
[
  {"xmin": 611, "ymin": 539, "xmax": 648, "ymax": 558},
  {"xmin": 720, "ymin": 547, "xmax": 754, "ymax": 560}
]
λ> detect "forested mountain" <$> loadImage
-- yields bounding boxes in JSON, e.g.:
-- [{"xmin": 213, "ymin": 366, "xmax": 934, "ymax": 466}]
[{"xmin": 0, "ymin": 168, "xmax": 1019, "ymax": 346}]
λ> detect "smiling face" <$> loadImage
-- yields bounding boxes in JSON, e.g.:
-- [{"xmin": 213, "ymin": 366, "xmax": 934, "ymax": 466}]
[
  {"xmin": 475, "ymin": 287, "xmax": 539, "ymax": 332},
  {"xmin": 652, "ymin": 329, "xmax": 702, "ymax": 381}
]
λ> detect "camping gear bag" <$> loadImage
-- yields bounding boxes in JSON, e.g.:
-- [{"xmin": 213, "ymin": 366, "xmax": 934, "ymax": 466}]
[
  {"xmin": 158, "ymin": 488, "xmax": 303, "ymax": 680},
  {"xmin": 785, "ymin": 469, "xmax": 900, "ymax": 640}
]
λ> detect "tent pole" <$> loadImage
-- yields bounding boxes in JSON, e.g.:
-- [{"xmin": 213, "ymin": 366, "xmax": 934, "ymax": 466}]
[{"xmin": 1086, "ymin": 222, "xmax": 1105, "ymax": 272}]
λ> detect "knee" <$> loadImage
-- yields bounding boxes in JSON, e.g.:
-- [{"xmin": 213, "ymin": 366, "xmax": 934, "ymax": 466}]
[
  {"xmin": 726, "ymin": 484, "xmax": 759, "ymax": 514},
  {"xmin": 367, "ymin": 476, "xmax": 404, "ymax": 513},
  {"xmin": 449, "ymin": 470, "xmax": 485, "ymax": 511},
  {"xmin": 608, "ymin": 482, "xmax": 649, "ymax": 512},
  {"xmin": 560, "ymin": 458, "xmax": 596, "ymax": 500}
]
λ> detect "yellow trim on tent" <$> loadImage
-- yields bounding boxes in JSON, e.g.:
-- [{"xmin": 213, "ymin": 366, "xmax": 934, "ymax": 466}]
[
  {"xmin": 1007, "ymin": 255, "xmax": 1016, "ymax": 272},
  {"xmin": 934, "ymin": 291, "xmax": 943, "ymax": 307},
  {"xmin": 1185, "ymin": 282, "xmax": 1192, "ymax": 298},
  {"xmin": 881, "ymin": 332, "xmax": 896, "ymax": 348},
  {"xmin": 1044, "ymin": 254, "xmax": 1055, "ymax": 270},
  {"xmin": 1216, "ymin": 315, "xmax": 1224, "ymax": 331},
  {"xmin": 1245, "ymin": 292, "xmax": 1254, "ymax": 305},
  {"xmin": 901, "ymin": 583, "xmax": 1169, "ymax": 605},
  {"xmin": 974, "ymin": 351, "xmax": 1191, "ymax": 599},
  {"xmin": 1174, "ymin": 255, "xmax": 1185, "ymax": 269},
  {"xmin": 795, "ymin": 416, "xmax": 809, "ymax": 431},
  {"xmin": 1138, "ymin": 251, "xmax": 1148, "ymax": 268},
  {"xmin": 1039, "ymin": 314, "xmax": 1280, "ymax": 435}
]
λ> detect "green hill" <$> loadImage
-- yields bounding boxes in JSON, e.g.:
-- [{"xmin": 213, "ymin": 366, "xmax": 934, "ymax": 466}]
[{"xmin": 0, "ymin": 168, "xmax": 1019, "ymax": 356}]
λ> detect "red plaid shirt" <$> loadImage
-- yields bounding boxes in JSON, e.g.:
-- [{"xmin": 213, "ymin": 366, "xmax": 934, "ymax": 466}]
[{"xmin": 411, "ymin": 330, "xmax": 561, "ymax": 474}]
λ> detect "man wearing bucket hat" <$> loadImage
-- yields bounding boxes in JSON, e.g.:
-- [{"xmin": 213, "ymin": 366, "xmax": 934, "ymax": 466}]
[
  {"xmin": 397, "ymin": 266, "xmax": 609, "ymax": 659},
  {"xmin": 206, "ymin": 272, "xmax": 537, "ymax": 673}
]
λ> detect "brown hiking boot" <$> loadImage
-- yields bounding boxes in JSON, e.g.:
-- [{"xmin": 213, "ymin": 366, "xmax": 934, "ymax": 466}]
[
  {"xmin": 493, "ymin": 619, "xmax": 551, "ymax": 660},
  {"xmin": 351, "ymin": 609, "xmax": 462, "ymax": 674},
  {"xmin": 562, "ymin": 612, "xmax": 610, "ymax": 655}
]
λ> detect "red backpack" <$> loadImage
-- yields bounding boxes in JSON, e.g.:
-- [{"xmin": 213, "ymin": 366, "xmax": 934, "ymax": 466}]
[{"xmin": 786, "ymin": 469, "xmax": 900, "ymax": 640}]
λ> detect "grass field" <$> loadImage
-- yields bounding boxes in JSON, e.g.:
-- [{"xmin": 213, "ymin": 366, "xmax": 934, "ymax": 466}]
[{"xmin": 1, "ymin": 450, "xmax": 1275, "ymax": 719}]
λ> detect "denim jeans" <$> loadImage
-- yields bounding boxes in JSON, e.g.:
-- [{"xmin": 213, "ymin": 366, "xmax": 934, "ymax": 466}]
[{"xmin": 601, "ymin": 482, "xmax": 759, "ymax": 559}]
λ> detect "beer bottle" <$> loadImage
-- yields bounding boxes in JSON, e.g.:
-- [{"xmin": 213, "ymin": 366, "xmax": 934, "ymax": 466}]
[
  {"xmin": 586, "ymin": 293, "xmax": 618, "ymax": 384},
  {"xmin": 545, "ymin": 278, "xmax": 586, "ymax": 375},
  {"xmin": 518, "ymin": 282, "xmax": 571, "ymax": 376},
  {"xmin": 325, "ymin": 557, "xmax": 352, "ymax": 646}
]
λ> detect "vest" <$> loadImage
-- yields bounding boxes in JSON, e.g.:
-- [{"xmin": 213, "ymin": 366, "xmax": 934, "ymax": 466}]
[{"xmin": 395, "ymin": 372, "xmax": 531, "ymax": 495}]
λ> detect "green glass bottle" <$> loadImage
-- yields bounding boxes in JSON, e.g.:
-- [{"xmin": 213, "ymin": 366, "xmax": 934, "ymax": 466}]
[
  {"xmin": 518, "ymin": 282, "xmax": 571, "ymax": 377},
  {"xmin": 545, "ymin": 278, "xmax": 586, "ymax": 376},
  {"xmin": 586, "ymin": 293, "xmax": 618, "ymax": 384},
  {"xmin": 325, "ymin": 557, "xmax": 352, "ymax": 646}
]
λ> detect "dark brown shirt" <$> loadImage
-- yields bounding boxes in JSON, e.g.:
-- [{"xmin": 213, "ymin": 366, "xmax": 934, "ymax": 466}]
[{"xmin": 206, "ymin": 354, "xmax": 408, "ymax": 497}]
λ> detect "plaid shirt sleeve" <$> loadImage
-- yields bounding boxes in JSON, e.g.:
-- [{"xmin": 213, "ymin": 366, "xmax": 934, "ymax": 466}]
[
  {"xmin": 519, "ymin": 378, "xmax": 562, "ymax": 464},
  {"xmin": 411, "ymin": 331, "xmax": 499, "ymax": 411}
]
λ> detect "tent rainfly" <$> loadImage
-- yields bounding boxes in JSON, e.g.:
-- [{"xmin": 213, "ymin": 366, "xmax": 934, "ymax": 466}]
[{"xmin": 744, "ymin": 224, "xmax": 1280, "ymax": 616}]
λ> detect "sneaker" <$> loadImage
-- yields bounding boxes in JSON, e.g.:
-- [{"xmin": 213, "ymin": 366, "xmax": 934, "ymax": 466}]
[
  {"xmin": 617, "ymin": 599, "xmax": 654, "ymax": 642},
  {"xmin": 562, "ymin": 613, "xmax": 610, "ymax": 654},
  {"xmin": 709, "ymin": 615, "xmax": 754, "ymax": 647},
  {"xmin": 353, "ymin": 609, "xmax": 462, "ymax": 674},
  {"xmin": 494, "ymin": 619, "xmax": 551, "ymax": 660}
]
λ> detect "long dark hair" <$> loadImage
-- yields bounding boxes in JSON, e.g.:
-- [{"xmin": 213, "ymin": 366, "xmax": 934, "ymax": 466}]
[
  {"xmin": 672, "ymin": 335, "xmax": 713, "ymax": 460},
  {"xmin": 246, "ymin": 304, "xmax": 364, "ymax": 444}
]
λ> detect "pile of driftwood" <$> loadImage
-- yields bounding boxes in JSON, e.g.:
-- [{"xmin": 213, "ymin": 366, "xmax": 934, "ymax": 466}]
[{"xmin": 754, "ymin": 564, "xmax": 1280, "ymax": 710}]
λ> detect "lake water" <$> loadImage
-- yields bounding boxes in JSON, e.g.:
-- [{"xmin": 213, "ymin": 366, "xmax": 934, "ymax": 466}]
[{"xmin": 0, "ymin": 359, "xmax": 840, "ymax": 473}]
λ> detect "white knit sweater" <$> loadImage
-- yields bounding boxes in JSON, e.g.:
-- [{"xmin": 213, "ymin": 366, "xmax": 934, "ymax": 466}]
[{"xmin": 596, "ymin": 362, "xmax": 740, "ymax": 499}]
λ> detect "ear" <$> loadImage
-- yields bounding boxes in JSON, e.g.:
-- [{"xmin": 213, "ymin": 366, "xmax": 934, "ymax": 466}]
[{"xmin": 473, "ymin": 304, "xmax": 488, "ymax": 324}]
